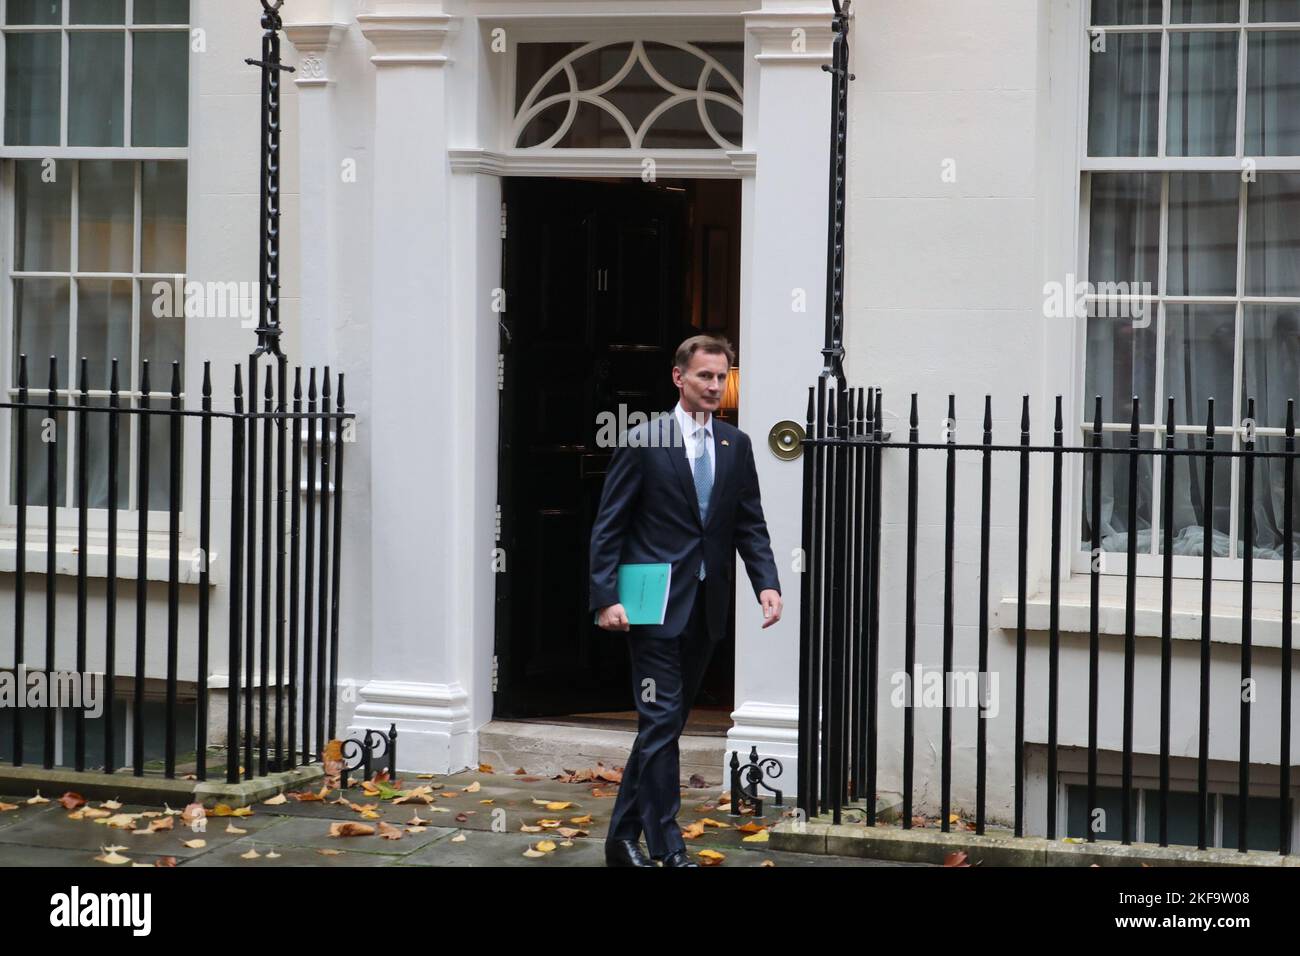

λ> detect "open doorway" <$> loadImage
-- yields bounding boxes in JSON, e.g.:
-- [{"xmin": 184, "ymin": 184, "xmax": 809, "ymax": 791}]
[{"xmin": 493, "ymin": 175, "xmax": 742, "ymax": 733}]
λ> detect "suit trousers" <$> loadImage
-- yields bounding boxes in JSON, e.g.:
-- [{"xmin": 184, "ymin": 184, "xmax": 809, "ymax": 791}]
[{"xmin": 606, "ymin": 577, "xmax": 716, "ymax": 860}]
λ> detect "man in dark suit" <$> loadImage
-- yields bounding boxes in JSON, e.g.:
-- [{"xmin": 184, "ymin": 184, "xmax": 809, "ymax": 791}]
[{"xmin": 589, "ymin": 334, "xmax": 782, "ymax": 868}]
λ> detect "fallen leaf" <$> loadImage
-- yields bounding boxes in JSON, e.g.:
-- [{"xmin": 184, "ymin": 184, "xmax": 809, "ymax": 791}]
[
  {"xmin": 240, "ymin": 848, "xmax": 261, "ymax": 860},
  {"xmin": 556, "ymin": 827, "xmax": 588, "ymax": 839},
  {"xmin": 570, "ymin": 815, "xmax": 593, "ymax": 825},
  {"xmin": 101, "ymin": 813, "xmax": 141, "ymax": 829},
  {"xmin": 102, "ymin": 799, "xmax": 123, "ymax": 810},
  {"xmin": 226, "ymin": 824, "xmax": 247, "ymax": 835},
  {"xmin": 451, "ymin": 833, "xmax": 466, "ymax": 842},
  {"xmin": 27, "ymin": 791, "xmax": 49, "ymax": 805},
  {"xmin": 520, "ymin": 824, "xmax": 543, "ymax": 833},
  {"xmin": 478, "ymin": 763, "xmax": 494, "ymax": 773},
  {"xmin": 182, "ymin": 839, "xmax": 206, "ymax": 849},
  {"xmin": 681, "ymin": 822, "xmax": 706, "ymax": 840},
  {"xmin": 59, "ymin": 792, "xmax": 87, "ymax": 810},
  {"xmin": 760, "ymin": 859, "xmax": 776, "ymax": 867},
  {"xmin": 149, "ymin": 817, "xmax": 174, "ymax": 832},
  {"xmin": 266, "ymin": 850, "xmax": 281, "ymax": 859},
  {"xmin": 0, "ymin": 802, "xmax": 18, "ymax": 812},
  {"xmin": 378, "ymin": 822, "xmax": 404, "ymax": 841},
  {"xmin": 263, "ymin": 794, "xmax": 288, "ymax": 806},
  {"xmin": 703, "ymin": 818, "xmax": 735, "ymax": 830},
  {"xmin": 537, "ymin": 818, "xmax": 562, "ymax": 829},
  {"xmin": 944, "ymin": 851, "xmax": 970, "ymax": 867},
  {"xmin": 328, "ymin": 821, "xmax": 375, "ymax": 838},
  {"xmin": 318, "ymin": 848, "xmax": 342, "ymax": 856},
  {"xmin": 181, "ymin": 803, "xmax": 206, "ymax": 824},
  {"xmin": 522, "ymin": 847, "xmax": 546, "ymax": 858},
  {"xmin": 697, "ymin": 849, "xmax": 725, "ymax": 865},
  {"xmin": 322, "ymin": 739, "xmax": 344, "ymax": 763},
  {"xmin": 95, "ymin": 847, "xmax": 131, "ymax": 865},
  {"xmin": 155, "ymin": 856, "xmax": 178, "ymax": 867},
  {"xmin": 464, "ymin": 781, "xmax": 481, "ymax": 793},
  {"xmin": 742, "ymin": 830, "xmax": 770, "ymax": 843}
]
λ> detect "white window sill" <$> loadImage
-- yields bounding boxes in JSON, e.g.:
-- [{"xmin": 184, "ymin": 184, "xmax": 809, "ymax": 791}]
[
  {"xmin": 997, "ymin": 574, "xmax": 1300, "ymax": 649},
  {"xmin": 0, "ymin": 535, "xmax": 221, "ymax": 585}
]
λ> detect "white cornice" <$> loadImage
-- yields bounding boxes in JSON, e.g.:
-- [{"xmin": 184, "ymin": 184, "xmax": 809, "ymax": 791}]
[
  {"xmin": 745, "ymin": 6, "xmax": 838, "ymax": 62},
  {"xmin": 357, "ymin": 12, "xmax": 458, "ymax": 67},
  {"xmin": 448, "ymin": 147, "xmax": 756, "ymax": 179}
]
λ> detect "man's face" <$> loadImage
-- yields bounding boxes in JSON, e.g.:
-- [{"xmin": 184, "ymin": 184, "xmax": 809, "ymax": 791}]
[{"xmin": 673, "ymin": 350, "xmax": 729, "ymax": 416}]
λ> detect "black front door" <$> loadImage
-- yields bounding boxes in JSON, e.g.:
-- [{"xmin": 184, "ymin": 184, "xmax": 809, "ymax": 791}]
[{"xmin": 495, "ymin": 177, "xmax": 690, "ymax": 717}]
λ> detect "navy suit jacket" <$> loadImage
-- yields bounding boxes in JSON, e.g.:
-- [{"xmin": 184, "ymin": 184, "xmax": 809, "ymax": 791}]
[{"xmin": 588, "ymin": 409, "xmax": 781, "ymax": 642}]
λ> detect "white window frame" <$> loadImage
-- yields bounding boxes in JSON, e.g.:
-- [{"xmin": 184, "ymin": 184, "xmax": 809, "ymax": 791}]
[
  {"xmin": 0, "ymin": 0, "xmax": 189, "ymax": 539},
  {"xmin": 1074, "ymin": 0, "xmax": 1300, "ymax": 584}
]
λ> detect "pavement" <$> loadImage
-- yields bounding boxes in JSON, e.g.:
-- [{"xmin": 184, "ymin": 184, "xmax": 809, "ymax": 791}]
[{"xmin": 0, "ymin": 766, "xmax": 921, "ymax": 868}]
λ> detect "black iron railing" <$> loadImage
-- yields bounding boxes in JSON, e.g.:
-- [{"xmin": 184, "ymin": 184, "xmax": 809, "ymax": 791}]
[
  {"xmin": 1, "ymin": 353, "xmax": 352, "ymax": 784},
  {"xmin": 796, "ymin": 380, "xmax": 1299, "ymax": 854}
]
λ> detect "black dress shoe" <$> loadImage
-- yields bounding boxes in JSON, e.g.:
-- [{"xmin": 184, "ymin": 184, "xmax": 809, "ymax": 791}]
[
  {"xmin": 605, "ymin": 838, "xmax": 655, "ymax": 867},
  {"xmin": 658, "ymin": 849, "xmax": 699, "ymax": 867}
]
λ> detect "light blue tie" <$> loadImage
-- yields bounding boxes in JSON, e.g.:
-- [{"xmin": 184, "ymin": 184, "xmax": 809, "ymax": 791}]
[{"xmin": 693, "ymin": 428, "xmax": 712, "ymax": 579}]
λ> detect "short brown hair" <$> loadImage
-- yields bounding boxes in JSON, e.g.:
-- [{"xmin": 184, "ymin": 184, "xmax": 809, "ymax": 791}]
[{"xmin": 674, "ymin": 334, "xmax": 734, "ymax": 371}]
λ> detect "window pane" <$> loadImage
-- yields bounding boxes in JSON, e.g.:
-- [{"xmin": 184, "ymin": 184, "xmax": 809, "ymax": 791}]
[
  {"xmin": 1172, "ymin": 0, "xmax": 1240, "ymax": 21},
  {"xmin": 69, "ymin": 32, "xmax": 125, "ymax": 146},
  {"xmin": 1088, "ymin": 32, "xmax": 1161, "ymax": 156},
  {"xmin": 6, "ymin": 0, "xmax": 61, "ymax": 24},
  {"xmin": 1143, "ymin": 790, "xmax": 1209, "ymax": 847},
  {"xmin": 1082, "ymin": 431, "xmax": 1155, "ymax": 552},
  {"xmin": 1221, "ymin": 795, "xmax": 1283, "ymax": 850},
  {"xmin": 132, "ymin": 31, "xmax": 188, "ymax": 146},
  {"xmin": 1066, "ymin": 785, "xmax": 1139, "ymax": 839},
  {"xmin": 1092, "ymin": 0, "xmax": 1162, "ymax": 24},
  {"xmin": 5, "ymin": 33, "xmax": 61, "ymax": 146},
  {"xmin": 1241, "ymin": 306, "xmax": 1300, "ymax": 429},
  {"xmin": 1246, "ymin": 172, "xmax": 1300, "ymax": 295},
  {"xmin": 1168, "ymin": 173, "xmax": 1238, "ymax": 296},
  {"xmin": 140, "ymin": 161, "xmax": 186, "ymax": 273},
  {"xmin": 77, "ymin": 160, "xmax": 134, "ymax": 273},
  {"xmin": 1250, "ymin": 0, "xmax": 1300, "ymax": 21},
  {"xmin": 15, "ymin": 160, "xmax": 72, "ymax": 272},
  {"xmin": 13, "ymin": 278, "xmax": 71, "ymax": 381},
  {"xmin": 1086, "ymin": 305, "xmax": 1157, "ymax": 424},
  {"xmin": 76, "ymin": 278, "xmax": 132, "ymax": 391},
  {"xmin": 70, "ymin": 0, "xmax": 124, "ymax": 23},
  {"xmin": 1246, "ymin": 32, "xmax": 1300, "ymax": 154},
  {"xmin": 139, "ymin": 279, "xmax": 184, "ymax": 392},
  {"xmin": 1167, "ymin": 32, "xmax": 1239, "ymax": 156},
  {"xmin": 10, "ymin": 404, "xmax": 69, "ymax": 507},
  {"xmin": 144, "ymin": 394, "xmax": 182, "ymax": 510},
  {"xmin": 133, "ymin": 0, "xmax": 188, "ymax": 23},
  {"xmin": 77, "ymin": 396, "xmax": 128, "ymax": 508},
  {"xmin": 1089, "ymin": 172, "xmax": 1161, "ymax": 287},
  {"xmin": 1162, "ymin": 304, "xmax": 1235, "ymax": 556}
]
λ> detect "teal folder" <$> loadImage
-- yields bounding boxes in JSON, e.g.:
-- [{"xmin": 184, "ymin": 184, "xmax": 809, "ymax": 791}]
[{"xmin": 594, "ymin": 563, "xmax": 672, "ymax": 626}]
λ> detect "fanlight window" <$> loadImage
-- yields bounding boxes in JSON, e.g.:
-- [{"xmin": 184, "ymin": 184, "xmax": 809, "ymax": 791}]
[{"xmin": 512, "ymin": 40, "xmax": 744, "ymax": 150}]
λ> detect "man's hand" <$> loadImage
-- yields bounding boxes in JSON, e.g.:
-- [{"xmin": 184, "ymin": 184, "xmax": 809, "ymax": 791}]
[
  {"xmin": 759, "ymin": 589, "xmax": 782, "ymax": 628},
  {"xmin": 596, "ymin": 603, "xmax": 630, "ymax": 632}
]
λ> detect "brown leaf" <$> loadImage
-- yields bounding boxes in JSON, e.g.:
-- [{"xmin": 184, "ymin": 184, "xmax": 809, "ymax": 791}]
[
  {"xmin": 377, "ymin": 822, "xmax": 404, "ymax": 841},
  {"xmin": 150, "ymin": 816, "xmax": 174, "ymax": 832},
  {"xmin": 478, "ymin": 763, "xmax": 495, "ymax": 773},
  {"xmin": 155, "ymin": 856, "xmax": 178, "ymax": 867},
  {"xmin": 681, "ymin": 822, "xmax": 706, "ymax": 840},
  {"xmin": 0, "ymin": 802, "xmax": 19, "ymax": 812},
  {"xmin": 321, "ymin": 739, "xmax": 344, "ymax": 763},
  {"xmin": 944, "ymin": 851, "xmax": 970, "ymax": 867},
  {"xmin": 59, "ymin": 792, "xmax": 86, "ymax": 810},
  {"xmin": 328, "ymin": 821, "xmax": 375, "ymax": 838}
]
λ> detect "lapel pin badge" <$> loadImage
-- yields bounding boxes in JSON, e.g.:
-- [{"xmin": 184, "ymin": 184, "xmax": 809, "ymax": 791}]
[{"xmin": 721, "ymin": 439, "xmax": 729, "ymax": 446}]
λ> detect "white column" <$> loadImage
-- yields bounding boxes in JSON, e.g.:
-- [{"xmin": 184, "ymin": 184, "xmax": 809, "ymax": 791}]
[
  {"xmin": 282, "ymin": 15, "xmax": 347, "ymax": 369},
  {"xmin": 729, "ymin": 2, "xmax": 837, "ymax": 801},
  {"xmin": 354, "ymin": 2, "xmax": 473, "ymax": 773}
]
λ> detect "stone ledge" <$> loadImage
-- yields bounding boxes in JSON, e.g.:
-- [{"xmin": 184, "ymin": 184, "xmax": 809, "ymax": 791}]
[
  {"xmin": 771, "ymin": 819, "xmax": 1300, "ymax": 867},
  {"xmin": 0, "ymin": 764, "xmax": 323, "ymax": 808}
]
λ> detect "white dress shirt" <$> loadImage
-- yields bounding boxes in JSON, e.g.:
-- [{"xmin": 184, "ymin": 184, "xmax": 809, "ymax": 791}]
[{"xmin": 674, "ymin": 400, "xmax": 715, "ymax": 486}]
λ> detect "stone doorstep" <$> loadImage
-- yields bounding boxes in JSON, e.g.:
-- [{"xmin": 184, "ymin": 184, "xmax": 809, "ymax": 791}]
[
  {"xmin": 771, "ymin": 820, "xmax": 1300, "ymax": 868},
  {"xmin": 0, "ymin": 764, "xmax": 324, "ymax": 808},
  {"xmin": 478, "ymin": 719, "xmax": 726, "ymax": 785}
]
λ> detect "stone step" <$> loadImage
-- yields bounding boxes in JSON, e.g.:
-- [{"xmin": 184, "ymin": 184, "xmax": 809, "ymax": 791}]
[{"xmin": 477, "ymin": 720, "xmax": 727, "ymax": 786}]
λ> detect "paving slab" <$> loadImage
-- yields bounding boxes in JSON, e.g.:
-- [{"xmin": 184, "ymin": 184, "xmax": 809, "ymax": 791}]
[
  {"xmin": 0, "ymin": 844, "xmax": 186, "ymax": 867},
  {"xmin": 394, "ymin": 829, "xmax": 608, "ymax": 867}
]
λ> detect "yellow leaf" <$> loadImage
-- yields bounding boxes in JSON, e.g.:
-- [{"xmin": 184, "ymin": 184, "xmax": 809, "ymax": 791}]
[
  {"xmin": 536, "ymin": 840, "xmax": 557, "ymax": 852},
  {"xmin": 569, "ymin": 815, "xmax": 593, "ymax": 825},
  {"xmin": 700, "ymin": 818, "xmax": 733, "ymax": 829},
  {"xmin": 240, "ymin": 848, "xmax": 261, "ymax": 860},
  {"xmin": 742, "ymin": 830, "xmax": 770, "ymax": 843},
  {"xmin": 464, "ymin": 781, "xmax": 481, "ymax": 793},
  {"xmin": 95, "ymin": 848, "xmax": 131, "ymax": 865},
  {"xmin": 182, "ymin": 839, "xmax": 206, "ymax": 849},
  {"xmin": 544, "ymin": 802, "xmax": 573, "ymax": 811},
  {"xmin": 26, "ymin": 792, "xmax": 49, "ymax": 805},
  {"xmin": 263, "ymin": 794, "xmax": 288, "ymax": 806}
]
